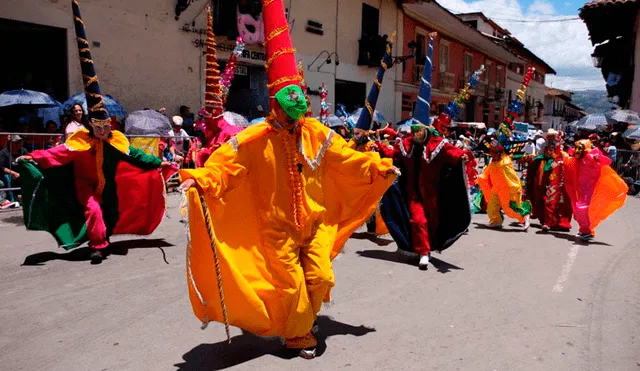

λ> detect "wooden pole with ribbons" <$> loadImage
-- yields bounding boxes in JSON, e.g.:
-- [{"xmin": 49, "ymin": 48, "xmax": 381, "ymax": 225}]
[{"xmin": 199, "ymin": 194, "xmax": 231, "ymax": 343}]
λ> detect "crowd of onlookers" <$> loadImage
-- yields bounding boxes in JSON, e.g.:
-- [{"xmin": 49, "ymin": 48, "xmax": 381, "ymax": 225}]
[{"xmin": 3, "ymin": 107, "xmax": 640, "ymax": 208}]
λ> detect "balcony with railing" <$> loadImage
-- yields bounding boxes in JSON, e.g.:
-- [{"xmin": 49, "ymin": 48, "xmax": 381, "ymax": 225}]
[{"xmin": 438, "ymin": 72, "xmax": 455, "ymax": 92}]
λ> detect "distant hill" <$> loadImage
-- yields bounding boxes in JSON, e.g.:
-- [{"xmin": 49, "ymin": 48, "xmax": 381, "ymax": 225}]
[{"xmin": 569, "ymin": 90, "xmax": 617, "ymax": 114}]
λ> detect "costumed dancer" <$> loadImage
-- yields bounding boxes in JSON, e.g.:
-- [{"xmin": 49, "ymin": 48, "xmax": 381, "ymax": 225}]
[
  {"xmin": 477, "ymin": 68, "xmax": 535, "ymax": 231},
  {"xmin": 564, "ymin": 139, "xmax": 627, "ymax": 241},
  {"xmin": 348, "ymin": 34, "xmax": 397, "ymax": 237},
  {"xmin": 16, "ymin": 0, "xmax": 169, "ymax": 262},
  {"xmin": 193, "ymin": 6, "xmax": 243, "ymax": 167},
  {"xmin": 378, "ymin": 33, "xmax": 476, "ymax": 270},
  {"xmin": 523, "ymin": 129, "xmax": 573, "ymax": 232},
  {"xmin": 178, "ymin": 0, "xmax": 398, "ymax": 359}
]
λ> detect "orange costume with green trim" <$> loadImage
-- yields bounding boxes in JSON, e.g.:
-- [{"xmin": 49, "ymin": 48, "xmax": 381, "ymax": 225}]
[
  {"xmin": 478, "ymin": 154, "xmax": 531, "ymax": 225},
  {"xmin": 181, "ymin": 117, "xmax": 395, "ymax": 343}
]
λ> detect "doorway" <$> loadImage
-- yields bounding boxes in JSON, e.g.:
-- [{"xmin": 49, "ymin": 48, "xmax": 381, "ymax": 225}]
[
  {"xmin": 0, "ymin": 18, "xmax": 68, "ymax": 102},
  {"xmin": 335, "ymin": 79, "xmax": 366, "ymax": 114}
]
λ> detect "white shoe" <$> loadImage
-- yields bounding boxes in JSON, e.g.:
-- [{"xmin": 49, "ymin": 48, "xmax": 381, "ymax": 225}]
[
  {"xmin": 419, "ymin": 254, "xmax": 430, "ymax": 269},
  {"xmin": 522, "ymin": 216, "xmax": 530, "ymax": 231},
  {"xmin": 299, "ymin": 348, "xmax": 317, "ymax": 359}
]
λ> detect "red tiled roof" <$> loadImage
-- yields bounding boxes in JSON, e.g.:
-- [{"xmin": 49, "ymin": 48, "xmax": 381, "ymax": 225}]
[{"xmin": 582, "ymin": 0, "xmax": 638, "ymax": 9}]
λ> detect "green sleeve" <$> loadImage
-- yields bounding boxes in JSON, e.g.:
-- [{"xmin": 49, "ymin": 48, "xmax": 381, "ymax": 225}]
[{"xmin": 123, "ymin": 146, "xmax": 162, "ymax": 169}]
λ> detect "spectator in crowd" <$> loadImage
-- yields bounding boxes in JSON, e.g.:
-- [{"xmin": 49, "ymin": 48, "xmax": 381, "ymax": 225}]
[
  {"xmin": 44, "ymin": 121, "xmax": 61, "ymax": 149},
  {"xmin": 0, "ymin": 135, "xmax": 28, "ymax": 205},
  {"xmin": 534, "ymin": 131, "xmax": 546, "ymax": 154},
  {"xmin": 179, "ymin": 105, "xmax": 195, "ymax": 136},
  {"xmin": 63, "ymin": 104, "xmax": 87, "ymax": 140},
  {"xmin": 168, "ymin": 116, "xmax": 191, "ymax": 166}
]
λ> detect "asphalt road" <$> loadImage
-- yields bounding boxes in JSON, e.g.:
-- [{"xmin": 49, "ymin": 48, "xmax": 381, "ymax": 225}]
[{"xmin": 0, "ymin": 194, "xmax": 638, "ymax": 371}]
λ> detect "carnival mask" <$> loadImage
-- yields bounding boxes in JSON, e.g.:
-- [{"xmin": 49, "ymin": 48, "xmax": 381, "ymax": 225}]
[
  {"xmin": 574, "ymin": 143, "xmax": 586, "ymax": 159},
  {"xmin": 274, "ymin": 85, "xmax": 309, "ymax": 120},
  {"xmin": 411, "ymin": 126, "xmax": 428, "ymax": 144},
  {"xmin": 89, "ymin": 118, "xmax": 112, "ymax": 140}
]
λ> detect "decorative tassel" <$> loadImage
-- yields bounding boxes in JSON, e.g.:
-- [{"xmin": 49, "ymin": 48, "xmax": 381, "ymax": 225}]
[{"xmin": 221, "ymin": 36, "xmax": 246, "ymax": 104}]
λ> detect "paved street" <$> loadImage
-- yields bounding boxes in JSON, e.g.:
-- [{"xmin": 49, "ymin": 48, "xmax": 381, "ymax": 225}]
[{"xmin": 1, "ymin": 194, "xmax": 639, "ymax": 371}]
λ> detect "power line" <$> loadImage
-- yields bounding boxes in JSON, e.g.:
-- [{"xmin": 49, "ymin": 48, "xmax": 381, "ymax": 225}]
[
  {"xmin": 442, "ymin": 5, "xmax": 581, "ymax": 23},
  {"xmin": 489, "ymin": 17, "xmax": 581, "ymax": 23}
]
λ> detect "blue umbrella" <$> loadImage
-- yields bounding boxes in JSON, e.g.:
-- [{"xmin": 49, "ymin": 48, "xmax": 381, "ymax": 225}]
[
  {"xmin": 0, "ymin": 89, "xmax": 61, "ymax": 107},
  {"xmin": 348, "ymin": 108, "xmax": 386, "ymax": 128},
  {"xmin": 62, "ymin": 93, "xmax": 127, "ymax": 118}
]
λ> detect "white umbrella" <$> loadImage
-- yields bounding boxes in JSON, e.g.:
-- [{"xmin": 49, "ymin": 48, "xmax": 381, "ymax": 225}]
[{"xmin": 223, "ymin": 111, "xmax": 250, "ymax": 127}]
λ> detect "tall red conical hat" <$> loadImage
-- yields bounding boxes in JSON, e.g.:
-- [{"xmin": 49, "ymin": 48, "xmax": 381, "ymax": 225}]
[
  {"xmin": 203, "ymin": 5, "xmax": 223, "ymax": 118},
  {"xmin": 263, "ymin": 0, "xmax": 302, "ymax": 98}
]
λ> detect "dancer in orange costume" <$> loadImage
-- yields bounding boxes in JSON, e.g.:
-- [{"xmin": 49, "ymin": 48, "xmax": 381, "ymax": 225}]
[{"xmin": 179, "ymin": 0, "xmax": 398, "ymax": 359}]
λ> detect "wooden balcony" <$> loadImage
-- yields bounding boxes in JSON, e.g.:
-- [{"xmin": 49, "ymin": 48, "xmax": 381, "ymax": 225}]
[{"xmin": 438, "ymin": 72, "xmax": 455, "ymax": 92}]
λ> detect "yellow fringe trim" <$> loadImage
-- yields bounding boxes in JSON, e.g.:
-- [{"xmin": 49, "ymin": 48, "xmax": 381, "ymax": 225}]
[
  {"xmin": 265, "ymin": 47, "xmax": 297, "ymax": 69},
  {"xmin": 265, "ymin": 25, "xmax": 289, "ymax": 44},
  {"xmin": 266, "ymin": 75, "xmax": 302, "ymax": 89}
]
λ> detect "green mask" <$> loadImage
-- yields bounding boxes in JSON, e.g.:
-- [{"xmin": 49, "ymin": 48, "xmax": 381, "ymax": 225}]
[{"xmin": 274, "ymin": 85, "xmax": 308, "ymax": 120}]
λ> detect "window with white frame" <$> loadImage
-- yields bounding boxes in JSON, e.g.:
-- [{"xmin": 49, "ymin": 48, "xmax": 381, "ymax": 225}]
[
  {"xmin": 439, "ymin": 40, "xmax": 450, "ymax": 73},
  {"xmin": 464, "ymin": 52, "xmax": 473, "ymax": 79}
]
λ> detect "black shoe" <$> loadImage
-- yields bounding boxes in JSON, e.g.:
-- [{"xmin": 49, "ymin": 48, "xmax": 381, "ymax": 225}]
[{"xmin": 90, "ymin": 250, "xmax": 104, "ymax": 263}]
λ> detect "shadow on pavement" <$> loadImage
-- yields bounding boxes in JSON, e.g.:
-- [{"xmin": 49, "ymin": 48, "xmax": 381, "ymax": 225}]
[
  {"xmin": 430, "ymin": 256, "xmax": 464, "ymax": 273},
  {"xmin": 174, "ymin": 315, "xmax": 376, "ymax": 370},
  {"xmin": 539, "ymin": 230, "xmax": 612, "ymax": 246},
  {"xmin": 21, "ymin": 238, "xmax": 174, "ymax": 266},
  {"xmin": 350, "ymin": 232, "xmax": 395, "ymax": 246},
  {"xmin": 356, "ymin": 250, "xmax": 463, "ymax": 273},
  {"xmin": 473, "ymin": 222, "xmax": 526, "ymax": 233},
  {"xmin": 0, "ymin": 213, "xmax": 24, "ymax": 226}
]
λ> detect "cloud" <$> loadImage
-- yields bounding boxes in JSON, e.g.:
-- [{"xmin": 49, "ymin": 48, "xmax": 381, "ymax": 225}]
[{"xmin": 436, "ymin": 0, "xmax": 603, "ymax": 91}]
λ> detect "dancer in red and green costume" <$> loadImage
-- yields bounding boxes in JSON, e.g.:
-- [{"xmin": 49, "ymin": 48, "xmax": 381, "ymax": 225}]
[
  {"xmin": 523, "ymin": 129, "xmax": 573, "ymax": 232},
  {"xmin": 17, "ymin": 0, "xmax": 169, "ymax": 262}
]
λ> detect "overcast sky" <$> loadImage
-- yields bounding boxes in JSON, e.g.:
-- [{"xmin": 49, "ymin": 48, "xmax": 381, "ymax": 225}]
[{"xmin": 436, "ymin": 0, "xmax": 605, "ymax": 91}]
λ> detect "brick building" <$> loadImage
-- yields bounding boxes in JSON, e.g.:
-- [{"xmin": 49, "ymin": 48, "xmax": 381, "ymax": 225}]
[{"xmin": 398, "ymin": 1, "xmax": 521, "ymax": 127}]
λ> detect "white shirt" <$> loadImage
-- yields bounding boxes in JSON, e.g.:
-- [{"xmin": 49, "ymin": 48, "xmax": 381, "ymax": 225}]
[
  {"xmin": 168, "ymin": 128, "xmax": 189, "ymax": 147},
  {"xmin": 535, "ymin": 138, "xmax": 546, "ymax": 153},
  {"xmin": 523, "ymin": 142, "xmax": 536, "ymax": 155}
]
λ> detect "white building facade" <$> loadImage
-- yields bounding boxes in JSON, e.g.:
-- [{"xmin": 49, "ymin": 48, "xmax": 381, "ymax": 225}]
[{"xmin": 0, "ymin": 0, "xmax": 403, "ymax": 122}]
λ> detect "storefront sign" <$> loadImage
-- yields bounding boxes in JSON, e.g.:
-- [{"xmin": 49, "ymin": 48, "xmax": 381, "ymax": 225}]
[{"xmin": 217, "ymin": 42, "xmax": 266, "ymax": 63}]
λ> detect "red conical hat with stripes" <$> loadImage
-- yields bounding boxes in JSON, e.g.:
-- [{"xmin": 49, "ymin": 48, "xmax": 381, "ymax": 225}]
[{"xmin": 263, "ymin": 0, "xmax": 302, "ymax": 97}]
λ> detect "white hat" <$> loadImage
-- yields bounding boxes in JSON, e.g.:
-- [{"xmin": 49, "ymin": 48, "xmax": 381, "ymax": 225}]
[
  {"xmin": 9, "ymin": 135, "xmax": 22, "ymax": 142},
  {"xmin": 172, "ymin": 116, "xmax": 184, "ymax": 126}
]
